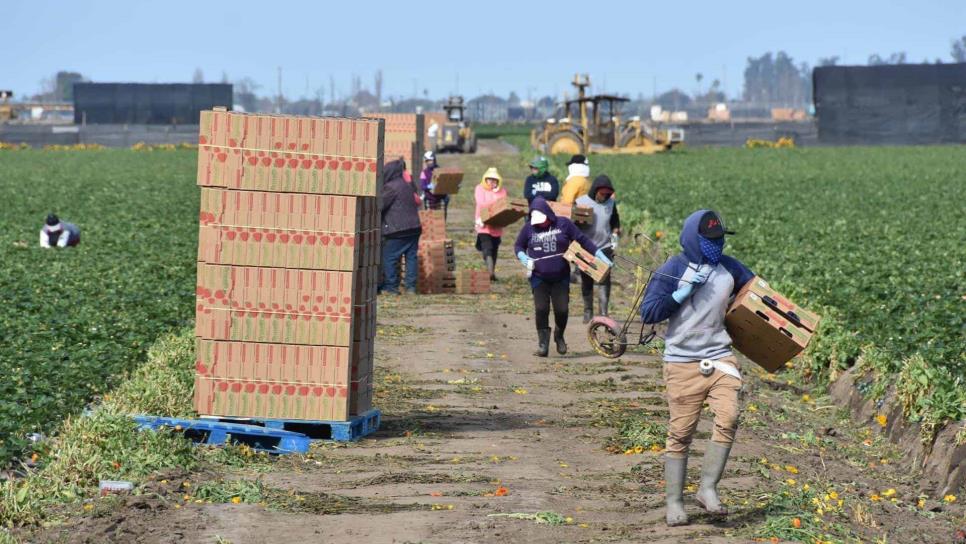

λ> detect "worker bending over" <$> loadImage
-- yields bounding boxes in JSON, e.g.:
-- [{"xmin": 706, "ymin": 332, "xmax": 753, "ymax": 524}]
[{"xmin": 39, "ymin": 214, "xmax": 80, "ymax": 248}]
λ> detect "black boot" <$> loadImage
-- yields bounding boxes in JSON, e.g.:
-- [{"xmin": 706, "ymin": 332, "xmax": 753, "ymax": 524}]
[
  {"xmin": 534, "ymin": 329, "xmax": 550, "ymax": 357},
  {"xmin": 484, "ymin": 255, "xmax": 497, "ymax": 282},
  {"xmin": 597, "ymin": 283, "xmax": 611, "ymax": 317},
  {"xmin": 582, "ymin": 292, "xmax": 594, "ymax": 324},
  {"xmin": 553, "ymin": 327, "xmax": 568, "ymax": 355}
]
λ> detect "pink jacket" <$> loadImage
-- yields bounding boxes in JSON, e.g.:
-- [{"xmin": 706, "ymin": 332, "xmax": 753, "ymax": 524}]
[{"xmin": 475, "ymin": 183, "xmax": 507, "ymax": 237}]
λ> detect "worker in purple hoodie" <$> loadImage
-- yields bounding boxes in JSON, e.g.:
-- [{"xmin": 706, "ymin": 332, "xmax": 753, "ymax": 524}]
[
  {"xmin": 639, "ymin": 209, "xmax": 754, "ymax": 527},
  {"xmin": 419, "ymin": 151, "xmax": 449, "ymax": 217},
  {"xmin": 514, "ymin": 197, "xmax": 612, "ymax": 356}
]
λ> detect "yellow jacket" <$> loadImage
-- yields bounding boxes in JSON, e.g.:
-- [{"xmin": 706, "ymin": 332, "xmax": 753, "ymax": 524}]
[{"xmin": 560, "ymin": 175, "xmax": 590, "ymax": 204}]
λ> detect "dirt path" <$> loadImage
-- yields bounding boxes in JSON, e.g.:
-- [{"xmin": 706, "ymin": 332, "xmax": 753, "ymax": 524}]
[{"xmin": 32, "ymin": 148, "xmax": 964, "ymax": 544}]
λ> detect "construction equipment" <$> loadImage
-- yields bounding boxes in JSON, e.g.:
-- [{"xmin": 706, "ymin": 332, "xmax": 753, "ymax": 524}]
[
  {"xmin": 0, "ymin": 91, "xmax": 15, "ymax": 122},
  {"xmin": 531, "ymin": 74, "xmax": 684, "ymax": 155},
  {"xmin": 432, "ymin": 96, "xmax": 476, "ymax": 153}
]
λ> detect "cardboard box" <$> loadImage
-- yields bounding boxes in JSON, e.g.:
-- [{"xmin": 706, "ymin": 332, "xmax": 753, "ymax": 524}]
[
  {"xmin": 563, "ymin": 241, "xmax": 610, "ymax": 282},
  {"xmin": 418, "ymin": 209, "xmax": 446, "ymax": 241},
  {"xmin": 725, "ymin": 276, "xmax": 820, "ymax": 372},
  {"xmin": 480, "ymin": 196, "xmax": 528, "ymax": 227},
  {"xmin": 364, "ymin": 113, "xmax": 424, "ymax": 171},
  {"xmin": 738, "ymin": 276, "xmax": 820, "ymax": 332},
  {"xmin": 198, "ymin": 224, "xmax": 380, "ymax": 270},
  {"xmin": 200, "ymin": 189, "xmax": 379, "ymax": 233},
  {"xmin": 194, "ymin": 338, "xmax": 372, "ymax": 385},
  {"xmin": 198, "ymin": 110, "xmax": 385, "ymax": 197},
  {"xmin": 194, "ymin": 375, "xmax": 370, "ymax": 421},
  {"xmin": 432, "ymin": 168, "xmax": 463, "ymax": 195},
  {"xmin": 548, "ymin": 201, "xmax": 594, "ymax": 224},
  {"xmin": 454, "ymin": 270, "xmax": 491, "ymax": 294},
  {"xmin": 417, "ymin": 271, "xmax": 457, "ymax": 294}
]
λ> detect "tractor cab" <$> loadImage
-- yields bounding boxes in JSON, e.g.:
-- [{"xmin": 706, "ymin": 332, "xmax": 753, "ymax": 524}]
[
  {"xmin": 434, "ymin": 96, "xmax": 477, "ymax": 153},
  {"xmin": 557, "ymin": 92, "xmax": 629, "ymax": 148}
]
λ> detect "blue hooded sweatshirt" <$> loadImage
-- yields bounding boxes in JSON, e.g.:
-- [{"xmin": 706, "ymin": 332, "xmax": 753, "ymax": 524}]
[
  {"xmin": 514, "ymin": 197, "xmax": 598, "ymax": 287},
  {"xmin": 639, "ymin": 209, "xmax": 754, "ymax": 363}
]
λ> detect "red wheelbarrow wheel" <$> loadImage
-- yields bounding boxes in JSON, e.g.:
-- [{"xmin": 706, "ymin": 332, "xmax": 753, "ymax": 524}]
[{"xmin": 587, "ymin": 317, "xmax": 626, "ymax": 359}]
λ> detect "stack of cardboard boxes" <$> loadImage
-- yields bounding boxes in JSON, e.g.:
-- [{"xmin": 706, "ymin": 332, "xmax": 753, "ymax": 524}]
[
  {"xmin": 365, "ymin": 113, "xmax": 424, "ymax": 170},
  {"xmin": 194, "ymin": 108, "xmax": 383, "ymax": 422},
  {"xmin": 415, "ymin": 210, "xmax": 456, "ymax": 294}
]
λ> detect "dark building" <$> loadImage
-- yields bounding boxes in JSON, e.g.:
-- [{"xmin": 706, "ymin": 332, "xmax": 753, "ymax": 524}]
[
  {"xmin": 813, "ymin": 63, "xmax": 966, "ymax": 145},
  {"xmin": 73, "ymin": 83, "xmax": 232, "ymax": 125}
]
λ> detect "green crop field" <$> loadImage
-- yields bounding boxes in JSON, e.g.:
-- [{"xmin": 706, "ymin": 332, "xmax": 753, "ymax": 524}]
[
  {"xmin": 550, "ymin": 146, "xmax": 966, "ymax": 435},
  {"xmin": 0, "ymin": 149, "xmax": 199, "ymax": 462},
  {"xmin": 1, "ymin": 145, "xmax": 964, "ymax": 467}
]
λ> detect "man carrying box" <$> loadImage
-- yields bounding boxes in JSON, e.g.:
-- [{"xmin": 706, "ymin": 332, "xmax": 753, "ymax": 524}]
[{"xmin": 639, "ymin": 209, "xmax": 754, "ymax": 527}]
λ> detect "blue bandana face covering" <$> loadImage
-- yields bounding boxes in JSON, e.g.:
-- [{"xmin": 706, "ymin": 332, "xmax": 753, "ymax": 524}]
[{"xmin": 699, "ymin": 236, "xmax": 725, "ymax": 266}]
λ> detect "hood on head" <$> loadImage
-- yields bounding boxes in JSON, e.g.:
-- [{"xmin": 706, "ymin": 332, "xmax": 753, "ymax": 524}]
[
  {"xmin": 480, "ymin": 167, "xmax": 503, "ymax": 189},
  {"xmin": 589, "ymin": 174, "xmax": 614, "ymax": 199},
  {"xmin": 680, "ymin": 209, "xmax": 725, "ymax": 264},
  {"xmin": 383, "ymin": 159, "xmax": 405, "ymax": 183},
  {"xmin": 528, "ymin": 196, "xmax": 557, "ymax": 224}
]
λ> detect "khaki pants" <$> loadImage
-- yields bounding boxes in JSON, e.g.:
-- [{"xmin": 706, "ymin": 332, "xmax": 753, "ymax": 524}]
[{"xmin": 663, "ymin": 357, "xmax": 741, "ymax": 458}]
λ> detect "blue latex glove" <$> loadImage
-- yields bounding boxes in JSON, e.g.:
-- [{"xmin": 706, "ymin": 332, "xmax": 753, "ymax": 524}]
[
  {"xmin": 428, "ymin": 182, "xmax": 436, "ymax": 192},
  {"xmin": 594, "ymin": 249, "xmax": 613, "ymax": 267},
  {"xmin": 671, "ymin": 267, "xmax": 712, "ymax": 303},
  {"xmin": 517, "ymin": 251, "xmax": 530, "ymax": 267}
]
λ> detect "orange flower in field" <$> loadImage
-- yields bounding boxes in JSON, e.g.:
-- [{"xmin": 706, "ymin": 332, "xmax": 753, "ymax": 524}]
[
  {"xmin": 494, "ymin": 486, "xmax": 509, "ymax": 497},
  {"xmin": 791, "ymin": 517, "xmax": 802, "ymax": 529},
  {"xmin": 430, "ymin": 491, "xmax": 443, "ymax": 497},
  {"xmin": 655, "ymin": 231, "xmax": 665, "ymax": 239}
]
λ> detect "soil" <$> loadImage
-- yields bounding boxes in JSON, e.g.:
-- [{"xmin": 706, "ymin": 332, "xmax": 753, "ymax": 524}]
[{"xmin": 24, "ymin": 145, "xmax": 965, "ymax": 544}]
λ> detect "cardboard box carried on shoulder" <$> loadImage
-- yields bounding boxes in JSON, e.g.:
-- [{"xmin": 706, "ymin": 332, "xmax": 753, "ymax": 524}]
[
  {"xmin": 563, "ymin": 241, "xmax": 610, "ymax": 282},
  {"xmin": 432, "ymin": 168, "xmax": 464, "ymax": 195},
  {"xmin": 480, "ymin": 196, "xmax": 528, "ymax": 227},
  {"xmin": 548, "ymin": 201, "xmax": 594, "ymax": 224},
  {"xmin": 725, "ymin": 276, "xmax": 821, "ymax": 372}
]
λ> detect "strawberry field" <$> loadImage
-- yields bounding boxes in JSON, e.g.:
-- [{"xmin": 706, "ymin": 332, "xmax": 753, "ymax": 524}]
[
  {"xmin": 557, "ymin": 146, "xmax": 966, "ymax": 434},
  {"xmin": 0, "ymin": 149, "xmax": 199, "ymax": 463}
]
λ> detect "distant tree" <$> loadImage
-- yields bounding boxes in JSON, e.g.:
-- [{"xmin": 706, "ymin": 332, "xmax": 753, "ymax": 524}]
[
  {"xmin": 868, "ymin": 52, "xmax": 907, "ymax": 65},
  {"xmin": 655, "ymin": 89, "xmax": 692, "ymax": 110},
  {"xmin": 374, "ymin": 69, "xmax": 383, "ymax": 105},
  {"xmin": 742, "ymin": 51, "xmax": 809, "ymax": 106},
  {"xmin": 817, "ymin": 56, "xmax": 840, "ymax": 67},
  {"xmin": 695, "ymin": 72, "xmax": 703, "ymax": 98},
  {"xmin": 192, "ymin": 68, "xmax": 204, "ymax": 83},
  {"xmin": 952, "ymin": 35, "xmax": 966, "ymax": 62},
  {"xmin": 507, "ymin": 91, "xmax": 521, "ymax": 106},
  {"xmin": 54, "ymin": 71, "xmax": 85, "ymax": 101},
  {"xmin": 234, "ymin": 77, "xmax": 260, "ymax": 113}
]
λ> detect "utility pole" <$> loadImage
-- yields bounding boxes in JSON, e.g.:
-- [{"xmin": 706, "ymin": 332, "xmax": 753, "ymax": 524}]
[{"xmin": 276, "ymin": 67, "xmax": 282, "ymax": 113}]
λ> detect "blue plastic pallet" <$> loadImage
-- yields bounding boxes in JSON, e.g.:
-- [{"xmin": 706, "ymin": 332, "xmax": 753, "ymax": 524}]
[
  {"xmin": 204, "ymin": 409, "xmax": 381, "ymax": 442},
  {"xmin": 133, "ymin": 416, "xmax": 311, "ymax": 454}
]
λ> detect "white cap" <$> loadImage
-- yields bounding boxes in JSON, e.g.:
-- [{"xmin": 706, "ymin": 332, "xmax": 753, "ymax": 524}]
[
  {"xmin": 530, "ymin": 210, "xmax": 548, "ymax": 225},
  {"xmin": 423, "ymin": 150, "xmax": 435, "ymax": 161}
]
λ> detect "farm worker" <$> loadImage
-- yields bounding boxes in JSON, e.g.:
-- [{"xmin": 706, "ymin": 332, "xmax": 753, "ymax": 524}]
[
  {"xmin": 639, "ymin": 209, "xmax": 754, "ymax": 527},
  {"xmin": 523, "ymin": 156, "xmax": 559, "ymax": 203},
  {"xmin": 473, "ymin": 167, "xmax": 508, "ymax": 281},
  {"xmin": 514, "ymin": 197, "xmax": 612, "ymax": 356},
  {"xmin": 39, "ymin": 214, "xmax": 80, "ymax": 248},
  {"xmin": 420, "ymin": 150, "xmax": 449, "ymax": 217},
  {"xmin": 575, "ymin": 175, "xmax": 620, "ymax": 322},
  {"xmin": 559, "ymin": 154, "xmax": 591, "ymax": 204},
  {"xmin": 379, "ymin": 159, "xmax": 423, "ymax": 295}
]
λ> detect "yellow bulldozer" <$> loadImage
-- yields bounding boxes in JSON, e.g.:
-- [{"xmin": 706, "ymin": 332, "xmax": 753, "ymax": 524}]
[
  {"xmin": 432, "ymin": 96, "xmax": 477, "ymax": 153},
  {"xmin": 531, "ymin": 74, "xmax": 683, "ymax": 155},
  {"xmin": 0, "ymin": 90, "xmax": 15, "ymax": 122}
]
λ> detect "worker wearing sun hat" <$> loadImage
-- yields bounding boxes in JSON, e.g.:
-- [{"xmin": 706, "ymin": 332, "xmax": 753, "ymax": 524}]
[
  {"xmin": 559, "ymin": 154, "xmax": 591, "ymax": 204},
  {"xmin": 639, "ymin": 209, "xmax": 754, "ymax": 527},
  {"xmin": 39, "ymin": 213, "xmax": 80, "ymax": 248},
  {"xmin": 523, "ymin": 156, "xmax": 559, "ymax": 203}
]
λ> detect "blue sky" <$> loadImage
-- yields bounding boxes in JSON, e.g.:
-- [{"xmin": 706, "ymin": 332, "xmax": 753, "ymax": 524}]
[{"xmin": 4, "ymin": 0, "xmax": 963, "ymax": 101}]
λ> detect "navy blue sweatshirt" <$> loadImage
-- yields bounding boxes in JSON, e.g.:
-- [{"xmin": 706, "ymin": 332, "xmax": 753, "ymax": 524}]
[{"xmin": 514, "ymin": 197, "xmax": 598, "ymax": 286}]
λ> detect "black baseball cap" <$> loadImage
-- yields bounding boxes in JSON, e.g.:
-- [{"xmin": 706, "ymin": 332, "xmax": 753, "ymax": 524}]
[
  {"xmin": 698, "ymin": 210, "xmax": 735, "ymax": 239},
  {"xmin": 567, "ymin": 154, "xmax": 588, "ymax": 166}
]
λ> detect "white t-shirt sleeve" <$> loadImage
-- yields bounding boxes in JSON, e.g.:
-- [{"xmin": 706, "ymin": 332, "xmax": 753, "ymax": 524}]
[
  {"xmin": 39, "ymin": 230, "xmax": 51, "ymax": 248},
  {"xmin": 57, "ymin": 230, "xmax": 69, "ymax": 247}
]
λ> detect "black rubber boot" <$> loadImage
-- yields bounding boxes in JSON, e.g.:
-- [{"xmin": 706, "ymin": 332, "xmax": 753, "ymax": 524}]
[
  {"xmin": 582, "ymin": 292, "xmax": 594, "ymax": 323},
  {"xmin": 597, "ymin": 283, "xmax": 611, "ymax": 317},
  {"xmin": 553, "ymin": 327, "xmax": 568, "ymax": 355},
  {"xmin": 534, "ymin": 329, "xmax": 550, "ymax": 357},
  {"xmin": 484, "ymin": 255, "xmax": 497, "ymax": 282}
]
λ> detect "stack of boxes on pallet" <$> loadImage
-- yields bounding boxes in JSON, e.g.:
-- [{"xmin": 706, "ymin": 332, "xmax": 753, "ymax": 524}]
[
  {"xmin": 194, "ymin": 108, "xmax": 383, "ymax": 422},
  {"xmin": 365, "ymin": 113, "xmax": 424, "ymax": 170}
]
